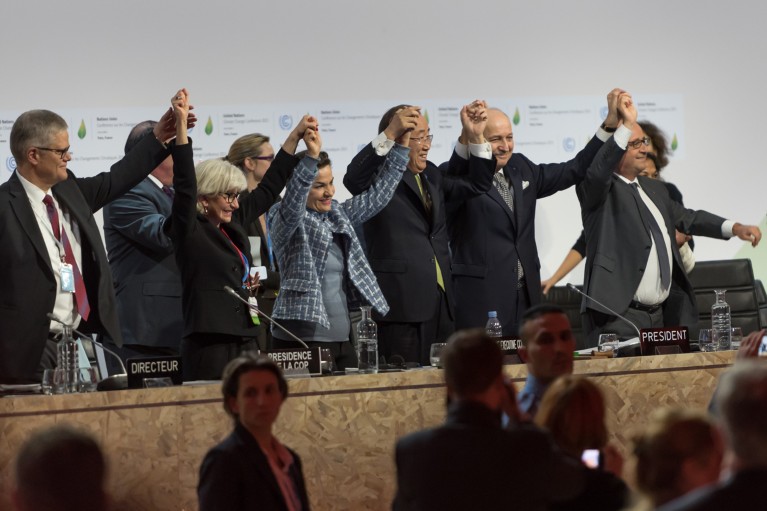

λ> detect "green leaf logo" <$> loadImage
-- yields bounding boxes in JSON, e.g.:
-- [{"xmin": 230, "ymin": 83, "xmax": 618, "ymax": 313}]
[
  {"xmin": 204, "ymin": 116, "xmax": 213, "ymax": 136},
  {"xmin": 77, "ymin": 120, "xmax": 87, "ymax": 140},
  {"xmin": 512, "ymin": 107, "xmax": 521, "ymax": 126},
  {"xmin": 671, "ymin": 133, "xmax": 678, "ymax": 151},
  {"xmin": 424, "ymin": 110, "xmax": 430, "ymax": 125}
]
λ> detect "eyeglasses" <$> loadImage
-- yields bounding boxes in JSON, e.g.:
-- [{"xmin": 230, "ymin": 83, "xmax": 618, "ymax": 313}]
[
  {"xmin": 36, "ymin": 147, "xmax": 72, "ymax": 160},
  {"xmin": 219, "ymin": 192, "xmax": 241, "ymax": 204},
  {"xmin": 251, "ymin": 154, "xmax": 274, "ymax": 162},
  {"xmin": 410, "ymin": 134, "xmax": 434, "ymax": 146},
  {"xmin": 627, "ymin": 137, "xmax": 651, "ymax": 150}
]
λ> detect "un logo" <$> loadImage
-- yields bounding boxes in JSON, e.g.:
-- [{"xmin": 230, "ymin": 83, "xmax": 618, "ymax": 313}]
[
  {"xmin": 279, "ymin": 115, "xmax": 293, "ymax": 131},
  {"xmin": 6, "ymin": 155, "xmax": 16, "ymax": 172},
  {"xmin": 600, "ymin": 106, "xmax": 608, "ymax": 121},
  {"xmin": 562, "ymin": 137, "xmax": 576, "ymax": 152}
]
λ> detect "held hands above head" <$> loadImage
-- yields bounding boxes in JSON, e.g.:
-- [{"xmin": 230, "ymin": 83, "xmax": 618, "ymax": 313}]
[
  {"xmin": 303, "ymin": 125, "xmax": 322, "ymax": 159},
  {"xmin": 154, "ymin": 92, "xmax": 197, "ymax": 144},
  {"xmin": 617, "ymin": 92, "xmax": 637, "ymax": 128},
  {"xmin": 383, "ymin": 106, "xmax": 421, "ymax": 146},
  {"xmin": 459, "ymin": 99, "xmax": 488, "ymax": 145},
  {"xmin": 171, "ymin": 88, "xmax": 190, "ymax": 145},
  {"xmin": 283, "ymin": 115, "xmax": 319, "ymax": 154},
  {"xmin": 732, "ymin": 222, "xmax": 762, "ymax": 247},
  {"xmin": 602, "ymin": 88, "xmax": 625, "ymax": 130}
]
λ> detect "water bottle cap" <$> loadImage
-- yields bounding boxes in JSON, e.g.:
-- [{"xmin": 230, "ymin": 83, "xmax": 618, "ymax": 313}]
[{"xmin": 488, "ymin": 311, "xmax": 497, "ymax": 318}]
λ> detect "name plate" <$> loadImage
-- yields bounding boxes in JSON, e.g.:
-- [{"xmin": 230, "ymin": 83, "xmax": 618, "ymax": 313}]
[
  {"xmin": 497, "ymin": 337, "xmax": 523, "ymax": 365},
  {"xmin": 639, "ymin": 326, "xmax": 690, "ymax": 356},
  {"xmin": 266, "ymin": 348, "xmax": 322, "ymax": 376},
  {"xmin": 127, "ymin": 356, "xmax": 183, "ymax": 389}
]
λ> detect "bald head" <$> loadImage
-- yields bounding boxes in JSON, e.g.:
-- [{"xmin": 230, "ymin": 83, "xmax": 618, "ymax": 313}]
[{"xmin": 484, "ymin": 109, "xmax": 514, "ymax": 170}]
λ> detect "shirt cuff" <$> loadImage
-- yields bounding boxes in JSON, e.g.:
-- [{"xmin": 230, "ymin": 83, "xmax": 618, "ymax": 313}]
[
  {"xmin": 372, "ymin": 132, "xmax": 395, "ymax": 156},
  {"xmin": 721, "ymin": 220, "xmax": 735, "ymax": 238},
  {"xmin": 596, "ymin": 128, "xmax": 611, "ymax": 142},
  {"xmin": 469, "ymin": 142, "xmax": 492, "ymax": 160},
  {"xmin": 613, "ymin": 124, "xmax": 633, "ymax": 149},
  {"xmin": 454, "ymin": 140, "xmax": 469, "ymax": 160}
]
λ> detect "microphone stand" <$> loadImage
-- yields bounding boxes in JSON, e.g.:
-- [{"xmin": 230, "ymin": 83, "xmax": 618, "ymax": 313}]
[
  {"xmin": 224, "ymin": 286, "xmax": 309, "ymax": 349},
  {"xmin": 567, "ymin": 284, "xmax": 642, "ymax": 338}
]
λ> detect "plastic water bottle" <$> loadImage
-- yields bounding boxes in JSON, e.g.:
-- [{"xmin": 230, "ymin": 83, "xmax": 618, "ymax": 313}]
[
  {"xmin": 485, "ymin": 311, "xmax": 503, "ymax": 338},
  {"xmin": 356, "ymin": 306, "xmax": 378, "ymax": 374},
  {"xmin": 56, "ymin": 325, "xmax": 79, "ymax": 393},
  {"xmin": 711, "ymin": 289, "xmax": 731, "ymax": 351}
]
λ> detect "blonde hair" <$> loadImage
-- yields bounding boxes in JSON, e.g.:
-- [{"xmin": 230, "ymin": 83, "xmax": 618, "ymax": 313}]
[
  {"xmin": 226, "ymin": 133, "xmax": 271, "ymax": 170},
  {"xmin": 535, "ymin": 375, "xmax": 608, "ymax": 457},
  {"xmin": 195, "ymin": 158, "xmax": 247, "ymax": 213}
]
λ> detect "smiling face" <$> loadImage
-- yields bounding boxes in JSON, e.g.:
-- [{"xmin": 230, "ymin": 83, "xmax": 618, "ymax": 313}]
[
  {"xmin": 248, "ymin": 142, "xmax": 275, "ymax": 182},
  {"xmin": 306, "ymin": 164, "xmax": 335, "ymax": 213},
  {"xmin": 618, "ymin": 123, "xmax": 649, "ymax": 180},
  {"xmin": 201, "ymin": 190, "xmax": 239, "ymax": 226},
  {"xmin": 485, "ymin": 110, "xmax": 514, "ymax": 171},
  {"xmin": 407, "ymin": 115, "xmax": 431, "ymax": 174},
  {"xmin": 519, "ymin": 312, "xmax": 575, "ymax": 384},
  {"xmin": 228, "ymin": 369, "xmax": 285, "ymax": 435}
]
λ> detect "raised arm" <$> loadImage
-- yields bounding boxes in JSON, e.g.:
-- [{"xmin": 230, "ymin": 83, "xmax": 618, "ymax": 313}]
[{"xmin": 168, "ymin": 89, "xmax": 199, "ymax": 243}]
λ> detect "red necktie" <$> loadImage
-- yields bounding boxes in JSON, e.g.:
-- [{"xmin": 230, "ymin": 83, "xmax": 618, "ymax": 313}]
[{"xmin": 43, "ymin": 195, "xmax": 91, "ymax": 321}]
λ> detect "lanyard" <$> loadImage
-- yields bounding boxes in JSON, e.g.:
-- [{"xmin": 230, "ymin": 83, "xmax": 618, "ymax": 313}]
[
  {"xmin": 220, "ymin": 227, "xmax": 250, "ymax": 285},
  {"xmin": 264, "ymin": 215, "xmax": 275, "ymax": 272}
]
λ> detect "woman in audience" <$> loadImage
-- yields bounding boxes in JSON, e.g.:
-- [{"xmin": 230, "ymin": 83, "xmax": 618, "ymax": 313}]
[
  {"xmin": 198, "ymin": 353, "xmax": 310, "ymax": 511},
  {"xmin": 535, "ymin": 375, "xmax": 629, "ymax": 511},
  {"xmin": 626, "ymin": 407, "xmax": 723, "ymax": 509}
]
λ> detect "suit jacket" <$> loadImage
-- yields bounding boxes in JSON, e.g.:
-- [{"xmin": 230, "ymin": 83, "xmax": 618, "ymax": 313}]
[
  {"xmin": 103, "ymin": 177, "xmax": 182, "ymax": 348},
  {"xmin": 446, "ymin": 136, "xmax": 604, "ymax": 335},
  {"xmin": 198, "ymin": 421, "xmax": 311, "ymax": 511},
  {"xmin": 657, "ymin": 467, "xmax": 767, "ymax": 511},
  {"xmin": 576, "ymin": 137, "xmax": 726, "ymax": 334},
  {"xmin": 0, "ymin": 135, "xmax": 170, "ymax": 382},
  {"xmin": 344, "ymin": 143, "xmax": 494, "ymax": 323},
  {"xmin": 392, "ymin": 401, "xmax": 584, "ymax": 511},
  {"xmin": 170, "ymin": 144, "xmax": 296, "ymax": 338}
]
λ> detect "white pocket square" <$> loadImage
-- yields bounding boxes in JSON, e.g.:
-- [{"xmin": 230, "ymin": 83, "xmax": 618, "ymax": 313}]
[{"xmin": 522, "ymin": 180, "xmax": 530, "ymax": 190}]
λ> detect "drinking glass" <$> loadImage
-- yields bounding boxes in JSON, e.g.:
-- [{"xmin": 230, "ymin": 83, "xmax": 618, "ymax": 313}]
[
  {"xmin": 598, "ymin": 333, "xmax": 619, "ymax": 358},
  {"xmin": 730, "ymin": 327, "xmax": 743, "ymax": 350},
  {"xmin": 78, "ymin": 367, "xmax": 99, "ymax": 392},
  {"xmin": 698, "ymin": 328, "xmax": 715, "ymax": 353},
  {"xmin": 42, "ymin": 368, "xmax": 66, "ymax": 395},
  {"xmin": 429, "ymin": 343, "xmax": 447, "ymax": 367}
]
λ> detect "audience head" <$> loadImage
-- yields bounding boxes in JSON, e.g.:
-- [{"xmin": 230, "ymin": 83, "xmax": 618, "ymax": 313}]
[
  {"xmin": 226, "ymin": 133, "xmax": 274, "ymax": 188},
  {"xmin": 10, "ymin": 110, "xmax": 71, "ymax": 190},
  {"xmin": 442, "ymin": 329, "xmax": 507, "ymax": 410},
  {"xmin": 295, "ymin": 150, "xmax": 333, "ymax": 213},
  {"xmin": 125, "ymin": 120, "xmax": 173, "ymax": 185},
  {"xmin": 221, "ymin": 353, "xmax": 289, "ymax": 433},
  {"xmin": 195, "ymin": 158, "xmax": 247, "ymax": 226},
  {"xmin": 617, "ymin": 123, "xmax": 649, "ymax": 180},
  {"xmin": 13, "ymin": 425, "xmax": 108, "ymax": 511},
  {"xmin": 716, "ymin": 360, "xmax": 767, "ymax": 468},
  {"xmin": 518, "ymin": 304, "xmax": 575, "ymax": 384},
  {"xmin": 484, "ymin": 108, "xmax": 514, "ymax": 171},
  {"xmin": 637, "ymin": 120, "xmax": 669, "ymax": 170},
  {"xmin": 628, "ymin": 408, "xmax": 723, "ymax": 507},
  {"xmin": 535, "ymin": 375, "xmax": 608, "ymax": 458}
]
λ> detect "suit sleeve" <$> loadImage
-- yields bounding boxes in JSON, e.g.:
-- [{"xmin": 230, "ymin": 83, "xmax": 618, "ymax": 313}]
[
  {"xmin": 104, "ymin": 189, "xmax": 172, "ymax": 253},
  {"xmin": 343, "ymin": 143, "xmax": 387, "ymax": 195},
  {"xmin": 576, "ymin": 138, "xmax": 627, "ymax": 213},
  {"xmin": 235, "ymin": 148, "xmax": 298, "ymax": 226},
  {"xmin": 168, "ymin": 143, "xmax": 198, "ymax": 243},
  {"xmin": 669, "ymin": 199, "xmax": 728, "ymax": 239},
  {"xmin": 441, "ymin": 153, "xmax": 495, "ymax": 202},
  {"xmin": 198, "ymin": 447, "xmax": 241, "ymax": 511},
  {"xmin": 534, "ymin": 135, "xmax": 604, "ymax": 199}
]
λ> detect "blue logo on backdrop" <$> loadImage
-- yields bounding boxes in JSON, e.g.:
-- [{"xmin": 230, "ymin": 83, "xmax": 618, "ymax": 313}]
[
  {"xmin": 279, "ymin": 115, "xmax": 293, "ymax": 131},
  {"xmin": 562, "ymin": 137, "xmax": 576, "ymax": 152},
  {"xmin": 6, "ymin": 155, "xmax": 16, "ymax": 172},
  {"xmin": 600, "ymin": 106, "xmax": 608, "ymax": 121},
  {"xmin": 357, "ymin": 143, "xmax": 367, "ymax": 152}
]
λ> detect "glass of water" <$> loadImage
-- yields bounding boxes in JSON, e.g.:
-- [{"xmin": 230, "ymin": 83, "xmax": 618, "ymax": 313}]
[
  {"xmin": 698, "ymin": 328, "xmax": 715, "ymax": 352},
  {"xmin": 42, "ymin": 368, "xmax": 66, "ymax": 395},
  {"xmin": 598, "ymin": 333, "xmax": 620, "ymax": 357},
  {"xmin": 429, "ymin": 343, "xmax": 447, "ymax": 367},
  {"xmin": 730, "ymin": 327, "xmax": 743, "ymax": 351}
]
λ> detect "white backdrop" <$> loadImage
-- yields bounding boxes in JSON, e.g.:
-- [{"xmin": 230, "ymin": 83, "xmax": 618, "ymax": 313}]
[{"xmin": 1, "ymin": 0, "xmax": 765, "ymax": 283}]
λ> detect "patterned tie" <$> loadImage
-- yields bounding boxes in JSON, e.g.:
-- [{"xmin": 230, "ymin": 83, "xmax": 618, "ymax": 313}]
[
  {"xmin": 161, "ymin": 185, "xmax": 175, "ymax": 201},
  {"xmin": 629, "ymin": 183, "xmax": 671, "ymax": 289},
  {"xmin": 43, "ymin": 195, "xmax": 90, "ymax": 320},
  {"xmin": 493, "ymin": 173, "xmax": 525, "ymax": 287},
  {"xmin": 414, "ymin": 174, "xmax": 444, "ymax": 291}
]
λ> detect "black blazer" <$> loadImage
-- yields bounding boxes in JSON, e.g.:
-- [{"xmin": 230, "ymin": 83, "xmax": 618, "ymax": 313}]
[
  {"xmin": 198, "ymin": 422, "xmax": 311, "ymax": 511},
  {"xmin": 344, "ymin": 143, "xmax": 493, "ymax": 323},
  {"xmin": 0, "ymin": 135, "xmax": 169, "ymax": 383},
  {"xmin": 657, "ymin": 468, "xmax": 767, "ymax": 511}
]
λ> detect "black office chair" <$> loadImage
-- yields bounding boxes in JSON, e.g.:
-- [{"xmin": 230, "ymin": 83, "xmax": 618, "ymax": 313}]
[
  {"xmin": 755, "ymin": 279, "xmax": 767, "ymax": 331},
  {"xmin": 542, "ymin": 285, "xmax": 588, "ymax": 350},
  {"xmin": 687, "ymin": 259, "xmax": 762, "ymax": 339}
]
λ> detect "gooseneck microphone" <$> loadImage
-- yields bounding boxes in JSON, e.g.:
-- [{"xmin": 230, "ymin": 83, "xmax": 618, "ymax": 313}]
[
  {"xmin": 566, "ymin": 283, "xmax": 642, "ymax": 338},
  {"xmin": 223, "ymin": 286, "xmax": 309, "ymax": 349}
]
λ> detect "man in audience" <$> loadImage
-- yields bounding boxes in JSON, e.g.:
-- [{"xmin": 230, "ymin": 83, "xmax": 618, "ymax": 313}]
[
  {"xmin": 12, "ymin": 425, "xmax": 109, "ymax": 511},
  {"xmin": 577, "ymin": 92, "xmax": 761, "ymax": 346},
  {"xmin": 103, "ymin": 121, "xmax": 183, "ymax": 365},
  {"xmin": 517, "ymin": 304, "xmax": 576, "ymax": 418},
  {"xmin": 659, "ymin": 360, "xmax": 767, "ymax": 510},
  {"xmin": 344, "ymin": 102, "xmax": 494, "ymax": 365},
  {"xmin": 0, "ymin": 106, "xmax": 182, "ymax": 383},
  {"xmin": 393, "ymin": 328, "xmax": 584, "ymax": 511}
]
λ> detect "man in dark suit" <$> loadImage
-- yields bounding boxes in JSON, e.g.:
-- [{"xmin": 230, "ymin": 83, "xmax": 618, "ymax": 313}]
[
  {"xmin": 392, "ymin": 329, "xmax": 584, "ymax": 511},
  {"xmin": 344, "ymin": 102, "xmax": 495, "ymax": 365},
  {"xmin": 103, "ymin": 121, "xmax": 183, "ymax": 364},
  {"xmin": 0, "ymin": 107, "xmax": 178, "ymax": 383},
  {"xmin": 577, "ymin": 92, "xmax": 761, "ymax": 346},
  {"xmin": 658, "ymin": 361, "xmax": 767, "ymax": 511},
  {"xmin": 446, "ymin": 92, "xmax": 621, "ymax": 337}
]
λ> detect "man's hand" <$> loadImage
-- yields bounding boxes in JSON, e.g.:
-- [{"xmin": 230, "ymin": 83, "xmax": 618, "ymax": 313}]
[
  {"xmin": 617, "ymin": 92, "xmax": 637, "ymax": 129},
  {"xmin": 603, "ymin": 88, "xmax": 625, "ymax": 129},
  {"xmin": 304, "ymin": 127, "xmax": 322, "ymax": 159},
  {"xmin": 169, "ymin": 88, "xmax": 190, "ymax": 145},
  {"xmin": 384, "ymin": 106, "xmax": 421, "ymax": 146},
  {"xmin": 732, "ymin": 223, "xmax": 762, "ymax": 247},
  {"xmin": 460, "ymin": 100, "xmax": 488, "ymax": 145},
  {"xmin": 154, "ymin": 90, "xmax": 196, "ymax": 143},
  {"xmin": 675, "ymin": 229, "xmax": 692, "ymax": 248}
]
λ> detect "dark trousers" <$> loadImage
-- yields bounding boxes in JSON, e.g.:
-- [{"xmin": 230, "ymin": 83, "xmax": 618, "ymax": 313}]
[
  {"xmin": 586, "ymin": 305, "xmax": 664, "ymax": 348},
  {"xmin": 181, "ymin": 333, "xmax": 258, "ymax": 381}
]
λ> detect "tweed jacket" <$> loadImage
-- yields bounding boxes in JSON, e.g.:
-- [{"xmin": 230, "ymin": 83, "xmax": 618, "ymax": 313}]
[{"xmin": 268, "ymin": 145, "xmax": 409, "ymax": 328}]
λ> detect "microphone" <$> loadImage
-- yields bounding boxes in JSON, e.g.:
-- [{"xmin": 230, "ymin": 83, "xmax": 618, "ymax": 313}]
[
  {"xmin": 566, "ymin": 283, "xmax": 642, "ymax": 338},
  {"xmin": 223, "ymin": 286, "xmax": 309, "ymax": 349},
  {"xmin": 47, "ymin": 313, "xmax": 128, "ymax": 390}
]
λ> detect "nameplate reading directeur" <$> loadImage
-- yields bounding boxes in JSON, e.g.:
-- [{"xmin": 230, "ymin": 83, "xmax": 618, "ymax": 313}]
[
  {"xmin": 266, "ymin": 348, "xmax": 322, "ymax": 376},
  {"xmin": 639, "ymin": 326, "xmax": 690, "ymax": 355},
  {"xmin": 127, "ymin": 356, "xmax": 183, "ymax": 388}
]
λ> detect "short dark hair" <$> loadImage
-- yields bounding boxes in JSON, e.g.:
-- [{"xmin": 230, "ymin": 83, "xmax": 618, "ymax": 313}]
[
  {"xmin": 520, "ymin": 304, "xmax": 567, "ymax": 346},
  {"xmin": 442, "ymin": 328, "xmax": 503, "ymax": 398},
  {"xmin": 221, "ymin": 352, "xmax": 289, "ymax": 418},
  {"xmin": 124, "ymin": 120, "xmax": 157, "ymax": 155},
  {"xmin": 10, "ymin": 109, "xmax": 68, "ymax": 163},
  {"xmin": 378, "ymin": 104, "xmax": 411, "ymax": 134},
  {"xmin": 295, "ymin": 150, "xmax": 331, "ymax": 169},
  {"xmin": 15, "ymin": 425, "xmax": 107, "ymax": 511}
]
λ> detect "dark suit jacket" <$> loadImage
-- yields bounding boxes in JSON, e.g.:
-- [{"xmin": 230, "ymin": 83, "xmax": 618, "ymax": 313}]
[
  {"xmin": 344, "ymin": 144, "xmax": 493, "ymax": 323},
  {"xmin": 392, "ymin": 401, "xmax": 584, "ymax": 511},
  {"xmin": 198, "ymin": 421, "xmax": 311, "ymax": 511},
  {"xmin": 446, "ymin": 136, "xmax": 603, "ymax": 336},
  {"xmin": 576, "ymin": 137, "xmax": 726, "ymax": 335},
  {"xmin": 0, "ymin": 135, "xmax": 170, "ymax": 382},
  {"xmin": 657, "ymin": 467, "xmax": 767, "ymax": 511},
  {"xmin": 103, "ymin": 177, "xmax": 182, "ymax": 349},
  {"xmin": 170, "ymin": 144, "xmax": 296, "ymax": 338}
]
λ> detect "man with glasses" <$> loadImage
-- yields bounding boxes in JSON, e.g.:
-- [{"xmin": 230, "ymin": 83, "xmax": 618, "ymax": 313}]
[
  {"xmin": 344, "ymin": 103, "xmax": 495, "ymax": 365},
  {"xmin": 578, "ymin": 92, "xmax": 761, "ymax": 346},
  {"xmin": 0, "ymin": 106, "xmax": 183, "ymax": 383}
]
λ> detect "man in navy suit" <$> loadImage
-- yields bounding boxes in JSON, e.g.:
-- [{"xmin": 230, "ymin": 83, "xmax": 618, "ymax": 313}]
[{"xmin": 103, "ymin": 121, "xmax": 183, "ymax": 364}]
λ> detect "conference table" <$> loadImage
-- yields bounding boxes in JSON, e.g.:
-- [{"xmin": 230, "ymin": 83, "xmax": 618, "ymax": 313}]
[{"xmin": 0, "ymin": 350, "xmax": 735, "ymax": 511}]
